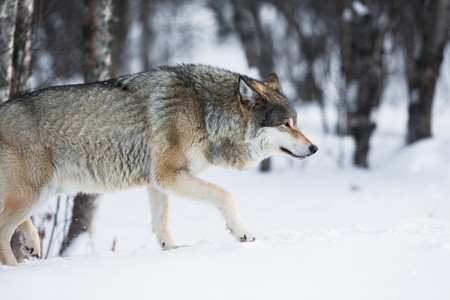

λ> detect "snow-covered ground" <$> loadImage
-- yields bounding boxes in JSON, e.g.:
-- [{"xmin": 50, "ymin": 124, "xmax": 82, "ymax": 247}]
[{"xmin": 2, "ymin": 8, "xmax": 450, "ymax": 299}]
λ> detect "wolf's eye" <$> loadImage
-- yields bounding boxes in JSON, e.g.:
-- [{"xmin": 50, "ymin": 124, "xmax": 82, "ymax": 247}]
[{"xmin": 283, "ymin": 122, "xmax": 290, "ymax": 128}]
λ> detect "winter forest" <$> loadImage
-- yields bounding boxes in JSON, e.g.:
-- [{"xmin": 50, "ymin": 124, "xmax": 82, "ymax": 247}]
[{"xmin": 1, "ymin": 0, "xmax": 450, "ymax": 299}]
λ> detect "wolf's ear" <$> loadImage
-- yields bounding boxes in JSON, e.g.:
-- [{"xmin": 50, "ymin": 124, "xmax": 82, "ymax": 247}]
[
  {"xmin": 264, "ymin": 72, "xmax": 281, "ymax": 93},
  {"xmin": 239, "ymin": 76, "xmax": 261, "ymax": 110}
]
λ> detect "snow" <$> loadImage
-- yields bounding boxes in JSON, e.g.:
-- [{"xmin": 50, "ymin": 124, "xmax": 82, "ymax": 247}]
[
  {"xmin": 343, "ymin": 8, "xmax": 353, "ymax": 22},
  {"xmin": 3, "ymin": 217, "xmax": 450, "ymax": 300},
  {"xmin": 352, "ymin": 1, "xmax": 370, "ymax": 17},
  {"xmin": 2, "ymin": 7, "xmax": 450, "ymax": 300}
]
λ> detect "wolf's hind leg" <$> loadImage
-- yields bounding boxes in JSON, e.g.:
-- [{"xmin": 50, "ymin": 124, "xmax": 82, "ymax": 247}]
[
  {"xmin": 159, "ymin": 170, "xmax": 256, "ymax": 243},
  {"xmin": 16, "ymin": 218, "xmax": 41, "ymax": 259},
  {"xmin": 10, "ymin": 218, "xmax": 41, "ymax": 263},
  {"xmin": 0, "ymin": 196, "xmax": 36, "ymax": 266},
  {"xmin": 147, "ymin": 187, "xmax": 178, "ymax": 249},
  {"xmin": 0, "ymin": 228, "xmax": 18, "ymax": 266},
  {"xmin": 0, "ymin": 146, "xmax": 53, "ymax": 265}
]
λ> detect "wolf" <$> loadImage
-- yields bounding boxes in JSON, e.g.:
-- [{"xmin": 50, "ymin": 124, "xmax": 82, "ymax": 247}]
[{"xmin": 0, "ymin": 64, "xmax": 318, "ymax": 266}]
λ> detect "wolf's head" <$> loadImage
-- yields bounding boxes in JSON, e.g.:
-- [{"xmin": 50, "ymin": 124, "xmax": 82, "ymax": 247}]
[{"xmin": 239, "ymin": 73, "xmax": 318, "ymax": 162}]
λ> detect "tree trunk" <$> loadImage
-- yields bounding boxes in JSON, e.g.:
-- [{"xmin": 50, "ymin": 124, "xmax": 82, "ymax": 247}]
[
  {"xmin": 406, "ymin": 0, "xmax": 450, "ymax": 144},
  {"xmin": 9, "ymin": 0, "xmax": 33, "ymax": 99},
  {"xmin": 60, "ymin": 0, "xmax": 113, "ymax": 256},
  {"xmin": 0, "ymin": 0, "xmax": 18, "ymax": 102},
  {"xmin": 82, "ymin": 0, "xmax": 113, "ymax": 83},
  {"xmin": 340, "ymin": 1, "xmax": 390, "ymax": 168},
  {"xmin": 110, "ymin": 0, "xmax": 129, "ymax": 77},
  {"xmin": 59, "ymin": 193, "xmax": 99, "ymax": 255},
  {"xmin": 140, "ymin": 0, "xmax": 155, "ymax": 71}
]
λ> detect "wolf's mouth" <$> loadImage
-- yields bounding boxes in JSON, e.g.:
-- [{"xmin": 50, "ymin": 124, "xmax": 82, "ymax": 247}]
[{"xmin": 280, "ymin": 147, "xmax": 305, "ymax": 160}]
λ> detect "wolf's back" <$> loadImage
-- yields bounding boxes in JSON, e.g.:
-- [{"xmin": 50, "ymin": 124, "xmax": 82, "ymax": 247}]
[
  {"xmin": 0, "ymin": 64, "xmax": 243, "ymax": 155},
  {"xmin": 0, "ymin": 65, "xmax": 243, "ymax": 191}
]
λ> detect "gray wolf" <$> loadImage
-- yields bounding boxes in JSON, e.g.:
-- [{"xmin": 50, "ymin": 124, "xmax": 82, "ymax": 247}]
[{"xmin": 0, "ymin": 64, "xmax": 318, "ymax": 266}]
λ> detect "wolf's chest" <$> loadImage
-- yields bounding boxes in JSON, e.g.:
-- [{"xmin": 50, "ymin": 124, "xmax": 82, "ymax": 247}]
[{"xmin": 186, "ymin": 147, "xmax": 211, "ymax": 174}]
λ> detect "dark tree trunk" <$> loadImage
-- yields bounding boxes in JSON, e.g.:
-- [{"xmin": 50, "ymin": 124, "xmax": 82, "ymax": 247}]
[
  {"xmin": 9, "ymin": 0, "xmax": 34, "ymax": 99},
  {"xmin": 232, "ymin": 0, "xmax": 259, "ymax": 69},
  {"xmin": 60, "ymin": 0, "xmax": 113, "ymax": 256},
  {"xmin": 0, "ymin": 0, "xmax": 18, "ymax": 102},
  {"xmin": 110, "ymin": 0, "xmax": 129, "ymax": 77},
  {"xmin": 59, "ymin": 193, "xmax": 99, "ymax": 255},
  {"xmin": 405, "ymin": 0, "xmax": 450, "ymax": 144},
  {"xmin": 32, "ymin": 0, "xmax": 85, "ymax": 85},
  {"xmin": 340, "ymin": 0, "xmax": 391, "ymax": 168},
  {"xmin": 140, "ymin": 0, "xmax": 155, "ymax": 71}
]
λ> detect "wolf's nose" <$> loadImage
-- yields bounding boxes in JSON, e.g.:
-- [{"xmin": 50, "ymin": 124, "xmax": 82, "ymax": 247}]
[{"xmin": 309, "ymin": 144, "xmax": 318, "ymax": 154}]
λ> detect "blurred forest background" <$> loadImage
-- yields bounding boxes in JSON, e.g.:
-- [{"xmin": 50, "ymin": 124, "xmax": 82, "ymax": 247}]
[
  {"xmin": 1, "ymin": 0, "xmax": 450, "ymax": 258},
  {"xmin": 2, "ymin": 0, "xmax": 450, "ymax": 167}
]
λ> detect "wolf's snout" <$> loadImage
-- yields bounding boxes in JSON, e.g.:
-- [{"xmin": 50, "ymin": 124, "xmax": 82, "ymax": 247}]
[{"xmin": 309, "ymin": 144, "xmax": 318, "ymax": 155}]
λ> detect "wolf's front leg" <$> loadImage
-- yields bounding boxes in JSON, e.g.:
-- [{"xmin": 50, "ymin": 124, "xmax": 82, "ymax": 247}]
[
  {"xmin": 147, "ymin": 187, "xmax": 178, "ymax": 249},
  {"xmin": 158, "ymin": 170, "xmax": 256, "ymax": 243}
]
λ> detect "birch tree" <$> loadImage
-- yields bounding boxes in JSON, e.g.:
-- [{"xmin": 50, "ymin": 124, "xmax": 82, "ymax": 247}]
[
  {"xmin": 0, "ymin": 0, "xmax": 18, "ymax": 102},
  {"xmin": 82, "ymin": 0, "xmax": 113, "ymax": 82},
  {"xmin": 9, "ymin": 0, "xmax": 33, "ymax": 99}
]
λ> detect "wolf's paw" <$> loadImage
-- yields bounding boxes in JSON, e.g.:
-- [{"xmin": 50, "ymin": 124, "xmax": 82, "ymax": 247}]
[
  {"xmin": 23, "ymin": 245, "xmax": 40, "ymax": 259},
  {"xmin": 237, "ymin": 234, "xmax": 256, "ymax": 242},
  {"xmin": 161, "ymin": 241, "xmax": 179, "ymax": 250},
  {"xmin": 161, "ymin": 243, "xmax": 190, "ymax": 251},
  {"xmin": 12, "ymin": 230, "xmax": 40, "ymax": 262},
  {"xmin": 227, "ymin": 225, "xmax": 256, "ymax": 243},
  {"xmin": 23, "ymin": 230, "xmax": 41, "ymax": 259},
  {"xmin": 157, "ymin": 233, "xmax": 180, "ymax": 250},
  {"xmin": 160, "ymin": 237, "xmax": 188, "ymax": 250},
  {"xmin": 22, "ymin": 235, "xmax": 40, "ymax": 259}
]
